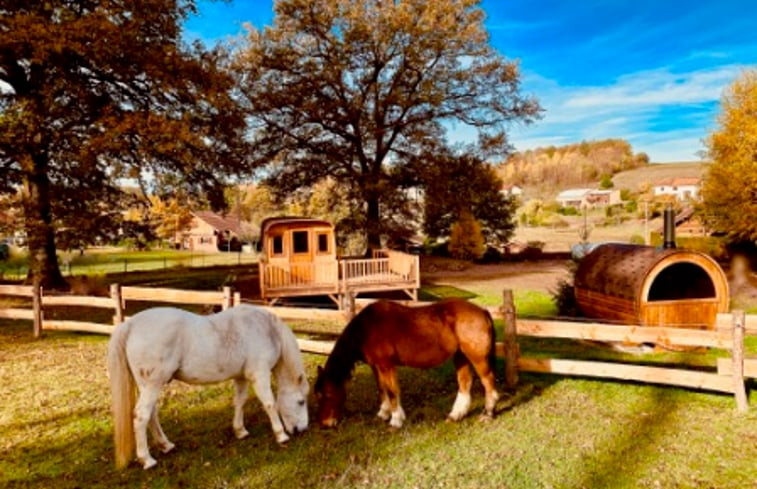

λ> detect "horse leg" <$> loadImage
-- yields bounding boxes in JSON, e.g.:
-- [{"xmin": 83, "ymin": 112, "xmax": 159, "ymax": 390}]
[
  {"xmin": 232, "ymin": 379, "xmax": 250, "ymax": 439},
  {"xmin": 250, "ymin": 373, "xmax": 289, "ymax": 444},
  {"xmin": 377, "ymin": 367, "xmax": 405, "ymax": 428},
  {"xmin": 148, "ymin": 404, "xmax": 174, "ymax": 454},
  {"xmin": 371, "ymin": 366, "xmax": 391, "ymax": 421},
  {"xmin": 470, "ymin": 356, "xmax": 500, "ymax": 418},
  {"xmin": 448, "ymin": 351, "xmax": 473, "ymax": 421},
  {"xmin": 134, "ymin": 385, "xmax": 162, "ymax": 469}
]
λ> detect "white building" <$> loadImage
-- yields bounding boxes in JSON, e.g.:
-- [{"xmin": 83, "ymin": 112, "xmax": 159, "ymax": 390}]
[
  {"xmin": 653, "ymin": 178, "xmax": 701, "ymax": 201},
  {"xmin": 556, "ymin": 188, "xmax": 622, "ymax": 208},
  {"xmin": 500, "ymin": 184, "xmax": 523, "ymax": 198}
]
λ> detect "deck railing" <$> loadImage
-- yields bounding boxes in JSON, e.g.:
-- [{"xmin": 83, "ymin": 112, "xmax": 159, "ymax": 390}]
[
  {"xmin": 259, "ymin": 261, "xmax": 339, "ymax": 292},
  {"xmin": 259, "ymin": 249, "xmax": 419, "ymax": 299}
]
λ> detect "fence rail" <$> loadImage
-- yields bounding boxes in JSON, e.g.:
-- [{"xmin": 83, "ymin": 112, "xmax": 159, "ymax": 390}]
[
  {"xmin": 1, "ymin": 285, "xmax": 753, "ymax": 411},
  {"xmin": 0, "ymin": 252, "xmax": 259, "ymax": 281}
]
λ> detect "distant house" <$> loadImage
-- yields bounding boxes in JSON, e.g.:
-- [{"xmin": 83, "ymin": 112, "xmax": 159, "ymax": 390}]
[
  {"xmin": 585, "ymin": 189, "xmax": 621, "ymax": 207},
  {"xmin": 653, "ymin": 178, "xmax": 701, "ymax": 201},
  {"xmin": 556, "ymin": 188, "xmax": 621, "ymax": 208},
  {"xmin": 179, "ymin": 211, "xmax": 242, "ymax": 252},
  {"xmin": 500, "ymin": 184, "xmax": 523, "ymax": 198}
]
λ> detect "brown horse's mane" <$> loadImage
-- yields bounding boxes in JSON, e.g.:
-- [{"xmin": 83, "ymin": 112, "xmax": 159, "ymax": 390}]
[{"xmin": 321, "ymin": 308, "xmax": 369, "ymax": 385}]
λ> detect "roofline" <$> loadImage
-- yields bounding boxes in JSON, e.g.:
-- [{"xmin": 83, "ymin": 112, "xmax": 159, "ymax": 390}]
[{"xmin": 261, "ymin": 216, "xmax": 334, "ymax": 235}]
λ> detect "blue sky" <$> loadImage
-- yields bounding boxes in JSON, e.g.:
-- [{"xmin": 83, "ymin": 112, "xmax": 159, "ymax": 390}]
[{"xmin": 184, "ymin": 0, "xmax": 757, "ymax": 163}]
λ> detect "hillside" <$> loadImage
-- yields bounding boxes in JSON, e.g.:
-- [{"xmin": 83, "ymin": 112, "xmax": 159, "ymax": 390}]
[
  {"xmin": 497, "ymin": 139, "xmax": 649, "ymax": 197},
  {"xmin": 610, "ymin": 161, "xmax": 710, "ymax": 193}
]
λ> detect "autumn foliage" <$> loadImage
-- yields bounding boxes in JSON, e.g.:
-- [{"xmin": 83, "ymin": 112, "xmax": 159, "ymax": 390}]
[{"xmin": 702, "ymin": 69, "xmax": 757, "ymax": 242}]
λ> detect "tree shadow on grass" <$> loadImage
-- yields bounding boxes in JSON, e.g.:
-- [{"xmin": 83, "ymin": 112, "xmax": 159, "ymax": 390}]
[{"xmin": 568, "ymin": 384, "xmax": 687, "ymax": 489}]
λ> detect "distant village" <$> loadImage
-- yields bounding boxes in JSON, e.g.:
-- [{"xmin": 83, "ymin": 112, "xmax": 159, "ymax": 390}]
[{"xmin": 173, "ymin": 176, "xmax": 705, "ymax": 256}]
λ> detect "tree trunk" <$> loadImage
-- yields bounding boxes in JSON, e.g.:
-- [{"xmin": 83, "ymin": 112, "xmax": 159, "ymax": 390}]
[
  {"xmin": 23, "ymin": 152, "xmax": 67, "ymax": 290},
  {"xmin": 365, "ymin": 194, "xmax": 382, "ymax": 254}
]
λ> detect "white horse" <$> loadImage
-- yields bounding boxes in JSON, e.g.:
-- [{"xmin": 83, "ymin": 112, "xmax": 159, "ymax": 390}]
[{"xmin": 107, "ymin": 304, "xmax": 309, "ymax": 470}]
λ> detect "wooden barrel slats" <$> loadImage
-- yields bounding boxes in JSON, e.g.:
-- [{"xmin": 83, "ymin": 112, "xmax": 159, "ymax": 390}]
[{"xmin": 574, "ymin": 244, "xmax": 729, "ymax": 329}]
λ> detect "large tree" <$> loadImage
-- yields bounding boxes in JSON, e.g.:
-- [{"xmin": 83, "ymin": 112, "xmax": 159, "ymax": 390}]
[
  {"xmin": 237, "ymin": 0, "xmax": 540, "ymax": 251},
  {"xmin": 0, "ymin": 0, "xmax": 250, "ymax": 288},
  {"xmin": 702, "ymin": 69, "xmax": 757, "ymax": 243},
  {"xmin": 420, "ymin": 152, "xmax": 516, "ymax": 247}
]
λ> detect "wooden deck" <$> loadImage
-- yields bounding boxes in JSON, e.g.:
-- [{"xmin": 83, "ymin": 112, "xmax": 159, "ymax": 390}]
[{"xmin": 258, "ymin": 250, "xmax": 420, "ymax": 307}]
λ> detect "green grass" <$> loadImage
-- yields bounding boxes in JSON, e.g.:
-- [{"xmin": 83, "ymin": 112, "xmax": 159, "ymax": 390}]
[
  {"xmin": 420, "ymin": 284, "xmax": 557, "ymax": 317},
  {"xmin": 2, "ymin": 264, "xmax": 757, "ymax": 488},
  {"xmin": 0, "ymin": 248, "xmax": 258, "ymax": 280},
  {"xmin": 1, "ymin": 317, "xmax": 756, "ymax": 488}
]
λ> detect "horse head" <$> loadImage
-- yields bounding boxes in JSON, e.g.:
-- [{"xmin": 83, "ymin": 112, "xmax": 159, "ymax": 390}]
[
  {"xmin": 275, "ymin": 373, "xmax": 309, "ymax": 436},
  {"xmin": 314, "ymin": 365, "xmax": 346, "ymax": 428}
]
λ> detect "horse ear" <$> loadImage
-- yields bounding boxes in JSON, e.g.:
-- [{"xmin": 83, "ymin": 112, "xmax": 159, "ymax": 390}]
[{"xmin": 298, "ymin": 374, "xmax": 304, "ymax": 385}]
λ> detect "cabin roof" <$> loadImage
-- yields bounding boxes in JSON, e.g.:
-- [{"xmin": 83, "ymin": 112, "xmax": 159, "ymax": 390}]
[
  {"xmin": 260, "ymin": 216, "xmax": 333, "ymax": 236},
  {"xmin": 192, "ymin": 211, "xmax": 241, "ymax": 236}
]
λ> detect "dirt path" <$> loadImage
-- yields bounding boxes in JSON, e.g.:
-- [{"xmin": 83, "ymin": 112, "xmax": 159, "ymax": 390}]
[{"xmin": 420, "ymin": 257, "xmax": 571, "ymax": 293}]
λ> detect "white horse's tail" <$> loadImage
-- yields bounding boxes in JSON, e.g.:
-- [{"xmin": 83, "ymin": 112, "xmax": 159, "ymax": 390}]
[{"xmin": 108, "ymin": 320, "xmax": 135, "ymax": 469}]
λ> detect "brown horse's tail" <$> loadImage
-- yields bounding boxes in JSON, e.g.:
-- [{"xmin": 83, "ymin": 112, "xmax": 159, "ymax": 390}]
[
  {"xmin": 107, "ymin": 320, "xmax": 136, "ymax": 469},
  {"xmin": 486, "ymin": 309, "xmax": 497, "ymax": 374}
]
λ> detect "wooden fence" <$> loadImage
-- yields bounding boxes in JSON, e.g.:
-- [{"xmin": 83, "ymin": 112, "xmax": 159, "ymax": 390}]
[
  {"xmin": 1, "ymin": 285, "xmax": 753, "ymax": 410},
  {"xmin": 0, "ymin": 284, "xmax": 237, "ymax": 337}
]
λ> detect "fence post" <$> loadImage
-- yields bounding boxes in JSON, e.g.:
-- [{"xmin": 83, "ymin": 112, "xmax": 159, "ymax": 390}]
[
  {"xmin": 233, "ymin": 291, "xmax": 241, "ymax": 307},
  {"xmin": 731, "ymin": 310, "xmax": 748, "ymax": 412},
  {"xmin": 111, "ymin": 283, "xmax": 124, "ymax": 325},
  {"xmin": 346, "ymin": 292, "xmax": 356, "ymax": 320},
  {"xmin": 222, "ymin": 286, "xmax": 233, "ymax": 310},
  {"xmin": 32, "ymin": 283, "xmax": 43, "ymax": 339},
  {"xmin": 502, "ymin": 289, "xmax": 519, "ymax": 389}
]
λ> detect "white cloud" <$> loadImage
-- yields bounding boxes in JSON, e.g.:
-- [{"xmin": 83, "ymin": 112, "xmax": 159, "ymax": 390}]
[
  {"xmin": 563, "ymin": 65, "xmax": 743, "ymax": 109},
  {"xmin": 509, "ymin": 63, "xmax": 756, "ymax": 162}
]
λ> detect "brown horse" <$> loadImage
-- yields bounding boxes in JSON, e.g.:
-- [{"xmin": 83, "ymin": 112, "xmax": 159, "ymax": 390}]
[{"xmin": 314, "ymin": 298, "xmax": 499, "ymax": 428}]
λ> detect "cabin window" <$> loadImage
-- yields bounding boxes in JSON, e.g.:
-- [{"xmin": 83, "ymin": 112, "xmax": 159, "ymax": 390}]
[
  {"xmin": 293, "ymin": 231, "xmax": 309, "ymax": 254},
  {"xmin": 317, "ymin": 233, "xmax": 329, "ymax": 254},
  {"xmin": 271, "ymin": 235, "xmax": 284, "ymax": 256}
]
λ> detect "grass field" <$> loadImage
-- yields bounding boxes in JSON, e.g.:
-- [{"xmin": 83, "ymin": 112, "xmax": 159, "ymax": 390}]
[
  {"xmin": 611, "ymin": 162, "xmax": 709, "ymax": 193},
  {"xmin": 2, "ymin": 265, "xmax": 756, "ymax": 488},
  {"xmin": 0, "ymin": 248, "xmax": 258, "ymax": 281},
  {"xmin": 1, "ymin": 321, "xmax": 755, "ymax": 489}
]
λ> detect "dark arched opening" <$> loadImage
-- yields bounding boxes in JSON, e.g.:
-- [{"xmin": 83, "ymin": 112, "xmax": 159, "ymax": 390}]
[{"xmin": 648, "ymin": 262, "xmax": 716, "ymax": 301}]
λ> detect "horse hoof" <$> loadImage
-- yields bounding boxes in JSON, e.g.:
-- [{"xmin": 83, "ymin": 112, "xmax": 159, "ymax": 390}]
[
  {"xmin": 235, "ymin": 428, "xmax": 250, "ymax": 440},
  {"xmin": 447, "ymin": 412, "xmax": 465, "ymax": 422},
  {"xmin": 160, "ymin": 442, "xmax": 176, "ymax": 454},
  {"xmin": 276, "ymin": 433, "xmax": 290, "ymax": 445},
  {"xmin": 478, "ymin": 413, "xmax": 494, "ymax": 422},
  {"xmin": 142, "ymin": 458, "xmax": 157, "ymax": 470}
]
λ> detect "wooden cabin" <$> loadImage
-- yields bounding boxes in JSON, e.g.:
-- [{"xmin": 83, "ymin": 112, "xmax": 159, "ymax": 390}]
[
  {"xmin": 574, "ymin": 243, "xmax": 729, "ymax": 330},
  {"xmin": 258, "ymin": 217, "xmax": 420, "ymax": 307}
]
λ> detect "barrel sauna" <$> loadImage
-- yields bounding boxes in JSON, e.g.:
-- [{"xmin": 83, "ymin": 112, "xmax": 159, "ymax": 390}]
[{"xmin": 574, "ymin": 243, "xmax": 729, "ymax": 329}]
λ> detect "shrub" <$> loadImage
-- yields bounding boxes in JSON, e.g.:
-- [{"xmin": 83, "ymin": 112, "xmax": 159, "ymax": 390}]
[
  {"xmin": 599, "ymin": 173, "xmax": 614, "ymax": 189},
  {"xmin": 551, "ymin": 260, "xmax": 580, "ymax": 317},
  {"xmin": 448, "ymin": 211, "xmax": 485, "ymax": 260},
  {"xmin": 558, "ymin": 206, "xmax": 579, "ymax": 216}
]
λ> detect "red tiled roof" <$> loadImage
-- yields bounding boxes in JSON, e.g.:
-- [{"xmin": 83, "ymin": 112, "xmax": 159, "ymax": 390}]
[{"xmin": 655, "ymin": 177, "xmax": 701, "ymax": 187}]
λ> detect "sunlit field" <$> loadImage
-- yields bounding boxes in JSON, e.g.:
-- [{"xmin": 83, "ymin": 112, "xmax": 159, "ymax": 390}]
[{"xmin": 1, "ymin": 266, "xmax": 756, "ymax": 488}]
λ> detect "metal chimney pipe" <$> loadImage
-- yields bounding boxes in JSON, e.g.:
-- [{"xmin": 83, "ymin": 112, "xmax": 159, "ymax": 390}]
[{"xmin": 663, "ymin": 203, "xmax": 676, "ymax": 249}]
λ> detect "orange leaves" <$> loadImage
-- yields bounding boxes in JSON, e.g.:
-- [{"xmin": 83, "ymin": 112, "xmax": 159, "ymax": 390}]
[{"xmin": 702, "ymin": 69, "xmax": 757, "ymax": 241}]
